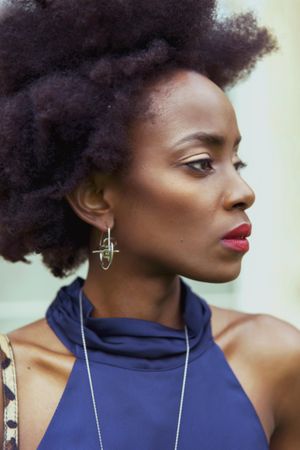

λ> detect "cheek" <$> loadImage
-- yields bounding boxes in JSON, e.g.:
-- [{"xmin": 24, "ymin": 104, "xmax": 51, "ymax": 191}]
[{"xmin": 114, "ymin": 170, "xmax": 220, "ymax": 254}]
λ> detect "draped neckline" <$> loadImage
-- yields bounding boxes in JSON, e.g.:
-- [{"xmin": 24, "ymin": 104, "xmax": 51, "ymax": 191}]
[{"xmin": 46, "ymin": 276, "xmax": 213, "ymax": 370}]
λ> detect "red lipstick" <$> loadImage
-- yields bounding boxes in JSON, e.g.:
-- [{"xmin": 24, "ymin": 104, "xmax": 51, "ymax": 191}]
[{"xmin": 221, "ymin": 223, "xmax": 252, "ymax": 253}]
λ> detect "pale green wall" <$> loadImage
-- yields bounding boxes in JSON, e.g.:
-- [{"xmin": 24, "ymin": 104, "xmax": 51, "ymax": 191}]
[{"xmin": 223, "ymin": 0, "xmax": 300, "ymax": 327}]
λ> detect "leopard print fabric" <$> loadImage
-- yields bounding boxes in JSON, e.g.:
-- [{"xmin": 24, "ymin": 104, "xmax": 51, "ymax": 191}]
[{"xmin": 0, "ymin": 334, "xmax": 18, "ymax": 450}]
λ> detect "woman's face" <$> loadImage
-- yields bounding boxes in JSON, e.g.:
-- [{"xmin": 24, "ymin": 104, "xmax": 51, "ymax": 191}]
[{"xmin": 110, "ymin": 69, "xmax": 255, "ymax": 283}]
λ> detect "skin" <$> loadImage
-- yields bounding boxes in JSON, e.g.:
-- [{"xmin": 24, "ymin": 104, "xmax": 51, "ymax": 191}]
[{"xmin": 1, "ymin": 69, "xmax": 300, "ymax": 449}]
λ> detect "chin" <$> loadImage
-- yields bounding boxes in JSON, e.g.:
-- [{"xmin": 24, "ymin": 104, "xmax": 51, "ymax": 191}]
[{"xmin": 183, "ymin": 262, "xmax": 242, "ymax": 284}]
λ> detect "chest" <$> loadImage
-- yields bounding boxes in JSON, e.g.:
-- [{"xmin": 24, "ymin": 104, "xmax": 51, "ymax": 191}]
[{"xmin": 19, "ymin": 345, "xmax": 271, "ymax": 450}]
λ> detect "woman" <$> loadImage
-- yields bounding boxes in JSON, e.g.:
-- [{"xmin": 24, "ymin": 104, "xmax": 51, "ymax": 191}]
[{"xmin": 0, "ymin": 0, "xmax": 299, "ymax": 449}]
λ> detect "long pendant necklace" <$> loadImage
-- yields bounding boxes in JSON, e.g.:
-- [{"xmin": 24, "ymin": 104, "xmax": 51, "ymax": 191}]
[{"xmin": 79, "ymin": 288, "xmax": 190, "ymax": 450}]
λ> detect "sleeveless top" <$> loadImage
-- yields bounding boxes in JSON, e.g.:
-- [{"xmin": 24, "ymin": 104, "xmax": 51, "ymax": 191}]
[{"xmin": 1, "ymin": 276, "xmax": 270, "ymax": 449}]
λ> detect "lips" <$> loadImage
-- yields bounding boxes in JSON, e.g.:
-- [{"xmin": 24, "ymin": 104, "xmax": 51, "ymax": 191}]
[
  {"xmin": 221, "ymin": 223, "xmax": 252, "ymax": 253},
  {"xmin": 222, "ymin": 223, "xmax": 252, "ymax": 240}
]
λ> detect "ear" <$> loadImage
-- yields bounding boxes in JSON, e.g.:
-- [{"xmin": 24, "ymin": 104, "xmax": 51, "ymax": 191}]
[{"xmin": 65, "ymin": 172, "xmax": 115, "ymax": 232}]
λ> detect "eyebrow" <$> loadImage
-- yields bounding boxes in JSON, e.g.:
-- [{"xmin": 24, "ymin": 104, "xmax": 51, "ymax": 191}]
[{"xmin": 172, "ymin": 132, "xmax": 242, "ymax": 149}]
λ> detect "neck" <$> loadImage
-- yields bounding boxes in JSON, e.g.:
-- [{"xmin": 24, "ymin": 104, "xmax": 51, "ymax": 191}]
[{"xmin": 82, "ymin": 262, "xmax": 185, "ymax": 330}]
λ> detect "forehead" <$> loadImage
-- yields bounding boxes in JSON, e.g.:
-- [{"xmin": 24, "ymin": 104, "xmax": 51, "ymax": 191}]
[{"xmin": 130, "ymin": 70, "xmax": 239, "ymax": 148}]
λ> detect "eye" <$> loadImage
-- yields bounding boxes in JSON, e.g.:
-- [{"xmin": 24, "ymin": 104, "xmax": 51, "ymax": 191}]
[
  {"xmin": 185, "ymin": 158, "xmax": 214, "ymax": 173},
  {"xmin": 234, "ymin": 160, "xmax": 247, "ymax": 172},
  {"xmin": 184, "ymin": 158, "xmax": 248, "ymax": 174}
]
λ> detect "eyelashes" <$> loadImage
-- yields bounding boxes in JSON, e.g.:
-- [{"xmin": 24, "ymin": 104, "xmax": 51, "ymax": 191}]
[
  {"xmin": 185, "ymin": 158, "xmax": 247, "ymax": 174},
  {"xmin": 234, "ymin": 160, "xmax": 248, "ymax": 171}
]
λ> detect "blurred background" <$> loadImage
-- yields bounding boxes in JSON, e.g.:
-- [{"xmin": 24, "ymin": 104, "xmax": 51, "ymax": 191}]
[{"xmin": 1, "ymin": 0, "xmax": 300, "ymax": 332}]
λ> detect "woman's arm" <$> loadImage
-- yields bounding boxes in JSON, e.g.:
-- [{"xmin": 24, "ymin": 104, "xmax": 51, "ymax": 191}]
[{"xmin": 267, "ymin": 318, "xmax": 300, "ymax": 449}]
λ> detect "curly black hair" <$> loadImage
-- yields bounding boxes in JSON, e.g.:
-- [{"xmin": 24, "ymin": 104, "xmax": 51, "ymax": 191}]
[{"xmin": 0, "ymin": 0, "xmax": 277, "ymax": 278}]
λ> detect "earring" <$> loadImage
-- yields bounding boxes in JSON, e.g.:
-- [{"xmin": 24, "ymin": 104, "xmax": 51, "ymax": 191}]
[{"xmin": 92, "ymin": 227, "xmax": 120, "ymax": 270}]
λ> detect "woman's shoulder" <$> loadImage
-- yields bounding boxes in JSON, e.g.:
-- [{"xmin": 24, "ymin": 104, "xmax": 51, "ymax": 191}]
[
  {"xmin": 209, "ymin": 303, "xmax": 300, "ymax": 359},
  {"xmin": 7, "ymin": 318, "xmax": 70, "ymax": 354},
  {"xmin": 7, "ymin": 318, "xmax": 76, "ymax": 401},
  {"xmin": 210, "ymin": 303, "xmax": 300, "ymax": 445},
  {"xmin": 239, "ymin": 311, "xmax": 300, "ymax": 447},
  {"xmin": 210, "ymin": 303, "xmax": 300, "ymax": 380},
  {"xmin": 2, "ymin": 319, "xmax": 75, "ymax": 449},
  {"xmin": 6, "ymin": 318, "xmax": 75, "ymax": 376}
]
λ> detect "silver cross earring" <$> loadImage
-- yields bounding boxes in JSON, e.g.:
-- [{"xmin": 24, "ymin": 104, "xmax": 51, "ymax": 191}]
[{"xmin": 92, "ymin": 227, "xmax": 120, "ymax": 270}]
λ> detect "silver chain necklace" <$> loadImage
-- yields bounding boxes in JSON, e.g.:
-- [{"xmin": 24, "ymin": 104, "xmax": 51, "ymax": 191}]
[{"xmin": 79, "ymin": 288, "xmax": 190, "ymax": 450}]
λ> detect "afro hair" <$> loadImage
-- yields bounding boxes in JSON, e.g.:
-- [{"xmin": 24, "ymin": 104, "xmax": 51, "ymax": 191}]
[{"xmin": 0, "ymin": 0, "xmax": 277, "ymax": 278}]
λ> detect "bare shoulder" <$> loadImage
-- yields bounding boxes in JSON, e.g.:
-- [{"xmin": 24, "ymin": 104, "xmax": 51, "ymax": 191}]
[
  {"xmin": 6, "ymin": 320, "xmax": 75, "ymax": 448},
  {"xmin": 210, "ymin": 304, "xmax": 300, "ymax": 447},
  {"xmin": 247, "ymin": 313, "xmax": 300, "ymax": 449},
  {"xmin": 6, "ymin": 318, "xmax": 75, "ymax": 403},
  {"xmin": 232, "ymin": 310, "xmax": 300, "ymax": 368},
  {"xmin": 7, "ymin": 317, "xmax": 75, "ymax": 379},
  {"xmin": 209, "ymin": 303, "xmax": 250, "ymax": 341},
  {"xmin": 212, "ymin": 303, "xmax": 300, "ymax": 371},
  {"xmin": 238, "ymin": 311, "xmax": 300, "ymax": 386},
  {"xmin": 8, "ymin": 318, "xmax": 70, "ymax": 354},
  {"xmin": 209, "ymin": 303, "xmax": 300, "ymax": 362}
]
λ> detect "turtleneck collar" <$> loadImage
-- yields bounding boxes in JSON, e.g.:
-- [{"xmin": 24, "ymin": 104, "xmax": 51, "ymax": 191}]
[{"xmin": 46, "ymin": 276, "xmax": 213, "ymax": 371}]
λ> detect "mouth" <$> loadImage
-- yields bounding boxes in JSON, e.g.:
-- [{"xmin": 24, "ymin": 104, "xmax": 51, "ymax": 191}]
[
  {"xmin": 220, "ymin": 223, "xmax": 252, "ymax": 253},
  {"xmin": 220, "ymin": 238, "xmax": 249, "ymax": 253}
]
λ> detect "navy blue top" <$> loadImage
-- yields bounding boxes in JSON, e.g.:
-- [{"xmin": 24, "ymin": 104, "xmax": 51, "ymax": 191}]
[{"xmin": 38, "ymin": 276, "xmax": 269, "ymax": 449}]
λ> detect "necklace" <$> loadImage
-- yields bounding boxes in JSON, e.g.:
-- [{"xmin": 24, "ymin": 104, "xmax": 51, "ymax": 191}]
[{"xmin": 79, "ymin": 288, "xmax": 190, "ymax": 450}]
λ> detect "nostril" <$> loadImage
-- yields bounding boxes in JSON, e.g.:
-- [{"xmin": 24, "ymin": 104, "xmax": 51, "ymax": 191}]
[{"xmin": 233, "ymin": 202, "xmax": 247, "ymax": 210}]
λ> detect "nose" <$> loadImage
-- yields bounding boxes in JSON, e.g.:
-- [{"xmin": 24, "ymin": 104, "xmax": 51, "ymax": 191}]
[{"xmin": 223, "ymin": 172, "xmax": 255, "ymax": 211}]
